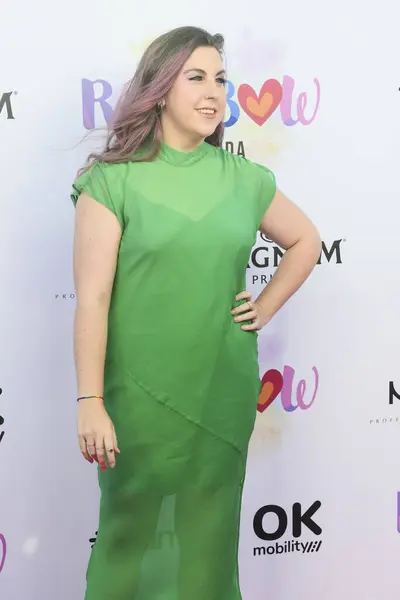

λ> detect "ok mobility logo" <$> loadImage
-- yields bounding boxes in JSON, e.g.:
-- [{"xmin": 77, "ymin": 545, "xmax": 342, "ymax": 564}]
[
  {"xmin": 0, "ymin": 92, "xmax": 16, "ymax": 119},
  {"xmin": 253, "ymin": 501, "xmax": 322, "ymax": 557}
]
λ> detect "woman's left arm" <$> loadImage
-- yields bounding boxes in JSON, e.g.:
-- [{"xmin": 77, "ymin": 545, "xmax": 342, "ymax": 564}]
[{"xmin": 233, "ymin": 189, "xmax": 322, "ymax": 331}]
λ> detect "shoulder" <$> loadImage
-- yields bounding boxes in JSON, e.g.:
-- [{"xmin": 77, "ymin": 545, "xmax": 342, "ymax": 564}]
[
  {"xmin": 88, "ymin": 161, "xmax": 131, "ymax": 185},
  {"xmin": 210, "ymin": 146, "xmax": 277, "ymax": 219},
  {"xmin": 74, "ymin": 160, "xmax": 129, "ymax": 187},
  {"xmin": 73, "ymin": 161, "xmax": 136, "ymax": 199},
  {"xmin": 211, "ymin": 145, "xmax": 275, "ymax": 181},
  {"xmin": 71, "ymin": 161, "xmax": 133, "ymax": 219}
]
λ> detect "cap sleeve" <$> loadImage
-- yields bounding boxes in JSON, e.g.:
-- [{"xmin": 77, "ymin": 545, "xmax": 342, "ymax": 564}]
[
  {"xmin": 71, "ymin": 162, "xmax": 124, "ymax": 229},
  {"xmin": 254, "ymin": 163, "xmax": 277, "ymax": 224}
]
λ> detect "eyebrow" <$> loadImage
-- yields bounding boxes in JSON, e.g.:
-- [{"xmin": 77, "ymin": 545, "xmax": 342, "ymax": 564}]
[{"xmin": 183, "ymin": 68, "xmax": 226, "ymax": 76}]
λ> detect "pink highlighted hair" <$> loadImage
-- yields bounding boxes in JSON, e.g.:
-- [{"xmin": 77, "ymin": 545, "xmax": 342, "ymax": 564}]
[{"xmin": 79, "ymin": 26, "xmax": 225, "ymax": 175}]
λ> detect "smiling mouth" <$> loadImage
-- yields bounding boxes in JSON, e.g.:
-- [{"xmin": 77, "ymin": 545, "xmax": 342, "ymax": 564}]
[{"xmin": 196, "ymin": 108, "xmax": 217, "ymax": 115}]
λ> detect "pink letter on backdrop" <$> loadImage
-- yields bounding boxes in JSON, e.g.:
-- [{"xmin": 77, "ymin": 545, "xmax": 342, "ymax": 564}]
[
  {"xmin": 280, "ymin": 76, "xmax": 321, "ymax": 126},
  {"xmin": 296, "ymin": 366, "xmax": 319, "ymax": 409},
  {"xmin": 0, "ymin": 534, "xmax": 6, "ymax": 573}
]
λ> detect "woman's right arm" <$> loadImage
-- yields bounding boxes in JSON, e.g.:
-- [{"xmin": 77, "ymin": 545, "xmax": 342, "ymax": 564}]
[{"xmin": 73, "ymin": 191, "xmax": 122, "ymax": 471}]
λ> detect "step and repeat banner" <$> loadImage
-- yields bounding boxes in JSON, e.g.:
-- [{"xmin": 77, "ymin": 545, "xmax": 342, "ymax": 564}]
[{"xmin": 1, "ymin": 1, "xmax": 400, "ymax": 598}]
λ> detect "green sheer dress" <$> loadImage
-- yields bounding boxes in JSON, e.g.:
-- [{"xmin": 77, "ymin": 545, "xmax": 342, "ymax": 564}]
[{"xmin": 71, "ymin": 141, "xmax": 276, "ymax": 600}]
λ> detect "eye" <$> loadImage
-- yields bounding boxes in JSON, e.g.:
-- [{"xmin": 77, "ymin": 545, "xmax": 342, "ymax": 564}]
[
  {"xmin": 217, "ymin": 77, "xmax": 227, "ymax": 86},
  {"xmin": 189, "ymin": 75, "xmax": 203, "ymax": 81}
]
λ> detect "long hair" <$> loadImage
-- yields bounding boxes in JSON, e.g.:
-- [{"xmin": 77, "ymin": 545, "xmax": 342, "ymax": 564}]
[{"xmin": 78, "ymin": 26, "xmax": 225, "ymax": 176}]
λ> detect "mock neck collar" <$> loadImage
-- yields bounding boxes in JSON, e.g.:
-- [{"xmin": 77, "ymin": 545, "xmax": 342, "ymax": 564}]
[{"xmin": 158, "ymin": 141, "xmax": 211, "ymax": 166}]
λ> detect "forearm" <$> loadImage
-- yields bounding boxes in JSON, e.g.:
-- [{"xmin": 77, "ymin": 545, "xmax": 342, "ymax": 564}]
[
  {"xmin": 256, "ymin": 230, "xmax": 321, "ymax": 323},
  {"xmin": 73, "ymin": 302, "xmax": 109, "ymax": 399}
]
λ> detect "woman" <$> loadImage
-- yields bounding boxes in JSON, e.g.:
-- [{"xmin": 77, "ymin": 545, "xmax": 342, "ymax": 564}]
[{"xmin": 71, "ymin": 25, "xmax": 321, "ymax": 600}]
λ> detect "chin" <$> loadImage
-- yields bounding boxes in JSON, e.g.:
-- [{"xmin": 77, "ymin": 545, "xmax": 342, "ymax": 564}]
[{"xmin": 193, "ymin": 124, "xmax": 220, "ymax": 141}]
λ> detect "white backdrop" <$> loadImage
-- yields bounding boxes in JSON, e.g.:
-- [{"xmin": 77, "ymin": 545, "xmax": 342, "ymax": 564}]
[{"xmin": 1, "ymin": 1, "xmax": 400, "ymax": 598}]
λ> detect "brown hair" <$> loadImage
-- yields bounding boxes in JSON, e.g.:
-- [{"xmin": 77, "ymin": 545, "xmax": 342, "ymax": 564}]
[{"xmin": 79, "ymin": 26, "xmax": 225, "ymax": 176}]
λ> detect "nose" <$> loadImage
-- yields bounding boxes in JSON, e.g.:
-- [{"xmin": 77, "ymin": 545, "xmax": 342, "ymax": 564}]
[{"xmin": 204, "ymin": 79, "xmax": 223, "ymax": 100}]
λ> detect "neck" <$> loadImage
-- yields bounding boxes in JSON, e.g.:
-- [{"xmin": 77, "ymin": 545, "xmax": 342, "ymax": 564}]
[{"xmin": 160, "ymin": 118, "xmax": 204, "ymax": 153}]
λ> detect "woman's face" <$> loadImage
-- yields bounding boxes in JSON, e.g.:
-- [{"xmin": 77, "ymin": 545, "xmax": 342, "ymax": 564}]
[{"xmin": 162, "ymin": 46, "xmax": 227, "ymax": 145}]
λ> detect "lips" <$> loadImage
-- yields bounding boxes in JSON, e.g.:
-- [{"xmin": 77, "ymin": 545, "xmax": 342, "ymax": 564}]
[{"xmin": 196, "ymin": 108, "xmax": 217, "ymax": 115}]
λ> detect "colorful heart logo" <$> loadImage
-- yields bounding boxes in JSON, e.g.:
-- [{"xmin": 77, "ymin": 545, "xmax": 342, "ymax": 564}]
[
  {"xmin": 237, "ymin": 79, "xmax": 283, "ymax": 126},
  {"xmin": 257, "ymin": 369, "xmax": 284, "ymax": 413}
]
